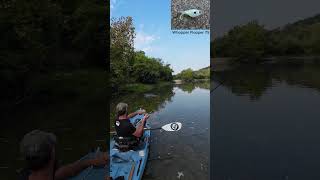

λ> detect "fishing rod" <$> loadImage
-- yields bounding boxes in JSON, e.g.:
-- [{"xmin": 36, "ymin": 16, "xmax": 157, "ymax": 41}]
[
  {"xmin": 211, "ymin": 59, "xmax": 239, "ymax": 93},
  {"xmin": 211, "ymin": 79, "xmax": 225, "ymax": 93}
]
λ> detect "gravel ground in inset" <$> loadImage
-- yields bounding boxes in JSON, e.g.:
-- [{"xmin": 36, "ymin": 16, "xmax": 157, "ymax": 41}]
[{"xmin": 171, "ymin": 0, "xmax": 210, "ymax": 30}]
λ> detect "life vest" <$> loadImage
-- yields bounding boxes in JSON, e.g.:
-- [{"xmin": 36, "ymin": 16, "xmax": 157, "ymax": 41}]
[{"xmin": 114, "ymin": 136, "xmax": 140, "ymax": 152}]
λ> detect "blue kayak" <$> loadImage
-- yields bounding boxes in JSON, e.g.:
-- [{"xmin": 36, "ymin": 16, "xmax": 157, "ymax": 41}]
[
  {"xmin": 110, "ymin": 114, "xmax": 150, "ymax": 180},
  {"xmin": 68, "ymin": 148, "xmax": 107, "ymax": 180}
]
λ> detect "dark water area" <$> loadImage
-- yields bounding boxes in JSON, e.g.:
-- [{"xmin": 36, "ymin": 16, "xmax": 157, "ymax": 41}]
[
  {"xmin": 212, "ymin": 63, "xmax": 320, "ymax": 180},
  {"xmin": 111, "ymin": 82, "xmax": 210, "ymax": 180},
  {"xmin": 0, "ymin": 71, "xmax": 107, "ymax": 179}
]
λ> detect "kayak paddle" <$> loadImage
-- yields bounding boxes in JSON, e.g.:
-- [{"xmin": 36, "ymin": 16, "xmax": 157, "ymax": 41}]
[
  {"xmin": 109, "ymin": 122, "xmax": 182, "ymax": 134},
  {"xmin": 144, "ymin": 122, "xmax": 182, "ymax": 131}
]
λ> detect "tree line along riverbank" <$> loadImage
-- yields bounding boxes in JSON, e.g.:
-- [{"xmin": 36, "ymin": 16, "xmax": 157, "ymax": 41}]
[
  {"xmin": 211, "ymin": 14, "xmax": 320, "ymax": 62},
  {"xmin": 0, "ymin": 0, "xmax": 107, "ymax": 110}
]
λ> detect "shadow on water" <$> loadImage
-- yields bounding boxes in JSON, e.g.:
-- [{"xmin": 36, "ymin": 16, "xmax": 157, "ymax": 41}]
[{"xmin": 212, "ymin": 60, "xmax": 320, "ymax": 180}]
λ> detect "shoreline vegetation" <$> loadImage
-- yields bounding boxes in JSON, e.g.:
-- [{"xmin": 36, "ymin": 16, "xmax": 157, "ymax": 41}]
[
  {"xmin": 211, "ymin": 14, "xmax": 320, "ymax": 67},
  {"xmin": 115, "ymin": 81, "xmax": 173, "ymax": 95},
  {"xmin": 111, "ymin": 17, "xmax": 173, "ymax": 96},
  {"xmin": 211, "ymin": 56, "xmax": 320, "ymax": 72},
  {"xmin": 111, "ymin": 16, "xmax": 209, "ymax": 96},
  {"xmin": 0, "ymin": 0, "xmax": 106, "ymax": 110},
  {"xmin": 174, "ymin": 67, "xmax": 210, "ymax": 82}
]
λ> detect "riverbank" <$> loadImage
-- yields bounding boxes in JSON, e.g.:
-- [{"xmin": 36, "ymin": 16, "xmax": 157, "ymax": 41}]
[
  {"xmin": 211, "ymin": 56, "xmax": 320, "ymax": 72},
  {"xmin": 174, "ymin": 79, "xmax": 210, "ymax": 83},
  {"xmin": 112, "ymin": 81, "xmax": 173, "ymax": 97},
  {"xmin": 0, "ymin": 69, "xmax": 107, "ymax": 114}
]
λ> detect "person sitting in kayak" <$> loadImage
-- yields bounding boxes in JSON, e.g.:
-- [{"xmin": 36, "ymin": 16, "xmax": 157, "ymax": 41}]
[
  {"xmin": 114, "ymin": 103, "xmax": 149, "ymax": 149},
  {"xmin": 18, "ymin": 130, "xmax": 108, "ymax": 180}
]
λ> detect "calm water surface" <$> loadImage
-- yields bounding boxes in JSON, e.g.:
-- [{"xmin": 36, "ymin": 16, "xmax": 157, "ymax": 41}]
[
  {"xmin": 111, "ymin": 82, "xmax": 210, "ymax": 180},
  {"xmin": 212, "ymin": 63, "xmax": 320, "ymax": 180}
]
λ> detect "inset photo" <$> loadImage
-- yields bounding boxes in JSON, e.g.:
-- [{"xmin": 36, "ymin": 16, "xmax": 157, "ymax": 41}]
[{"xmin": 171, "ymin": 0, "xmax": 210, "ymax": 30}]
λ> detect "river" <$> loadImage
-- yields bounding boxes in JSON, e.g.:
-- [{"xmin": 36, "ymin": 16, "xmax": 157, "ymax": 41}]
[
  {"xmin": 111, "ymin": 82, "xmax": 210, "ymax": 180},
  {"xmin": 212, "ymin": 62, "xmax": 320, "ymax": 180}
]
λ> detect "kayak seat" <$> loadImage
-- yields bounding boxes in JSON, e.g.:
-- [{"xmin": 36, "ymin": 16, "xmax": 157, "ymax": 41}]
[{"xmin": 114, "ymin": 136, "xmax": 140, "ymax": 152}]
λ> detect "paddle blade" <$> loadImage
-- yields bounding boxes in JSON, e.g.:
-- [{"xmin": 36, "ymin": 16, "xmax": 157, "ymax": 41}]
[{"xmin": 161, "ymin": 122, "xmax": 182, "ymax": 131}]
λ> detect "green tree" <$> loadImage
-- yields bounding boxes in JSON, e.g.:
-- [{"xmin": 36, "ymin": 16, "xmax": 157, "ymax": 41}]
[
  {"xmin": 160, "ymin": 64, "xmax": 173, "ymax": 81},
  {"xmin": 177, "ymin": 68, "xmax": 194, "ymax": 82},
  {"xmin": 132, "ymin": 51, "xmax": 173, "ymax": 83},
  {"xmin": 110, "ymin": 17, "xmax": 135, "ymax": 89},
  {"xmin": 222, "ymin": 21, "xmax": 267, "ymax": 61},
  {"xmin": 0, "ymin": 0, "xmax": 107, "ymax": 105},
  {"xmin": 212, "ymin": 14, "xmax": 320, "ymax": 59}
]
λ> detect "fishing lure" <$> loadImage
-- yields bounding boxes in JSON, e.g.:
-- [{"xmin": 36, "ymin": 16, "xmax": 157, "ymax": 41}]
[{"xmin": 179, "ymin": 9, "xmax": 202, "ymax": 20}]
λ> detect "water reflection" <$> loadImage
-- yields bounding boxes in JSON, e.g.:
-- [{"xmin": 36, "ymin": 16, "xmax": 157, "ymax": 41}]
[
  {"xmin": 110, "ymin": 81, "xmax": 210, "ymax": 127},
  {"xmin": 212, "ymin": 63, "xmax": 320, "ymax": 100},
  {"xmin": 212, "ymin": 61, "xmax": 320, "ymax": 180},
  {"xmin": 177, "ymin": 81, "xmax": 210, "ymax": 94},
  {"xmin": 110, "ymin": 84, "xmax": 175, "ymax": 128},
  {"xmin": 111, "ymin": 81, "xmax": 210, "ymax": 180}
]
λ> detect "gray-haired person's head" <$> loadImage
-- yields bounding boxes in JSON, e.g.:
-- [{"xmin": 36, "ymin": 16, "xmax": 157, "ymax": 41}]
[
  {"xmin": 116, "ymin": 102, "xmax": 128, "ymax": 116},
  {"xmin": 20, "ymin": 130, "xmax": 57, "ymax": 170}
]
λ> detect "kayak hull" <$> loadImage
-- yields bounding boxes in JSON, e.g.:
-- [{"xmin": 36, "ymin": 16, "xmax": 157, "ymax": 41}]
[
  {"xmin": 110, "ymin": 114, "xmax": 150, "ymax": 180},
  {"xmin": 68, "ymin": 148, "xmax": 107, "ymax": 180}
]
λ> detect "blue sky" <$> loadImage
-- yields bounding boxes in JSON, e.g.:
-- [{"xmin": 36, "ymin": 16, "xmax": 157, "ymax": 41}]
[{"xmin": 110, "ymin": 0, "xmax": 210, "ymax": 74}]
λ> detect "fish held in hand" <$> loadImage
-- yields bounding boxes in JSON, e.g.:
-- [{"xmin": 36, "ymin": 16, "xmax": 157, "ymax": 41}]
[{"xmin": 179, "ymin": 9, "xmax": 202, "ymax": 20}]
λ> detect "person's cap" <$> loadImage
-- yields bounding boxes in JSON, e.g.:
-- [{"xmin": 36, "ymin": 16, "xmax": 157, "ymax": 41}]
[
  {"xmin": 116, "ymin": 102, "xmax": 128, "ymax": 115},
  {"xmin": 20, "ymin": 130, "xmax": 57, "ymax": 159}
]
